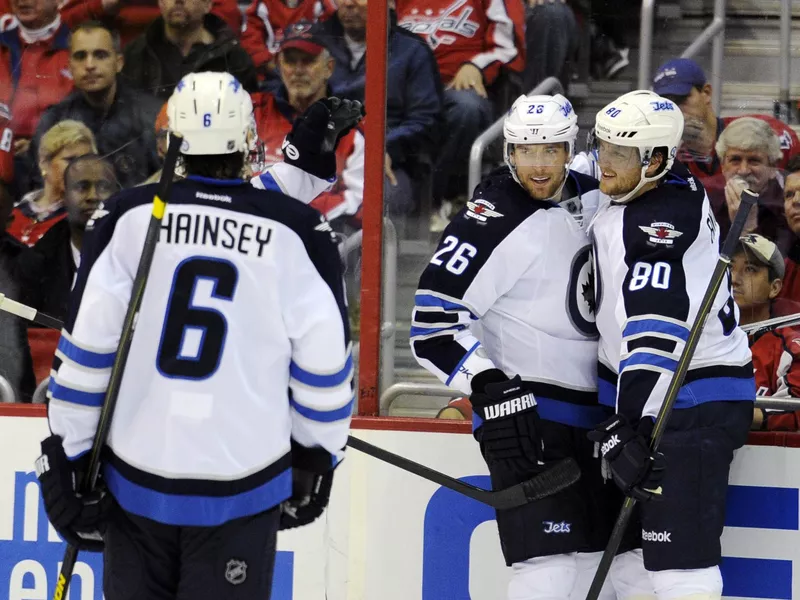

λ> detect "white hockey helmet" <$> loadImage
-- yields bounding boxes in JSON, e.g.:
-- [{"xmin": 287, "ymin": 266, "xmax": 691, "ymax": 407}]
[
  {"xmin": 593, "ymin": 90, "xmax": 684, "ymax": 202},
  {"xmin": 503, "ymin": 94, "xmax": 579, "ymax": 195},
  {"xmin": 167, "ymin": 72, "xmax": 256, "ymax": 156}
]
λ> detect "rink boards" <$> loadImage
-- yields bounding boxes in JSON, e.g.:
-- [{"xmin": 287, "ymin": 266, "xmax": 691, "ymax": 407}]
[{"xmin": 0, "ymin": 407, "xmax": 799, "ymax": 600}]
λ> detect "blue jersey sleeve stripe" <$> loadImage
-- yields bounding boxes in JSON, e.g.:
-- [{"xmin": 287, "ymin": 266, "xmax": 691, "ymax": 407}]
[
  {"xmin": 290, "ymin": 354, "xmax": 353, "ymax": 388},
  {"xmin": 622, "ymin": 319, "xmax": 689, "ymax": 342},
  {"xmin": 49, "ymin": 381, "xmax": 105, "ymax": 407},
  {"xmin": 414, "ymin": 294, "xmax": 476, "ymax": 318},
  {"xmin": 57, "ymin": 336, "xmax": 116, "ymax": 370},
  {"xmin": 619, "ymin": 352, "xmax": 678, "ymax": 374},
  {"xmin": 290, "ymin": 397, "xmax": 354, "ymax": 422},
  {"xmin": 255, "ymin": 172, "xmax": 282, "ymax": 193},
  {"xmin": 409, "ymin": 324, "xmax": 463, "ymax": 339},
  {"xmin": 446, "ymin": 341, "xmax": 480, "ymax": 386}
]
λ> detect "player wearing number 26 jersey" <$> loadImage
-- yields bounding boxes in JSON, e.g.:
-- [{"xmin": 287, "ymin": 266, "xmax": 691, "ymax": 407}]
[{"xmin": 39, "ymin": 73, "xmax": 360, "ymax": 600}]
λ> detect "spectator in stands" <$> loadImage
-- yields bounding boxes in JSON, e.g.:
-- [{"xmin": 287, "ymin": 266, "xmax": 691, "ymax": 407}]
[
  {"xmin": 0, "ymin": 0, "xmax": 73, "ymax": 192},
  {"xmin": 17, "ymin": 154, "xmax": 118, "ymax": 322},
  {"xmin": 122, "ymin": 0, "xmax": 257, "ymax": 100},
  {"xmin": 713, "ymin": 118, "xmax": 789, "ymax": 254},
  {"xmin": 252, "ymin": 25, "xmax": 365, "ymax": 227},
  {"xmin": 8, "ymin": 120, "xmax": 96, "ymax": 247},
  {"xmin": 0, "ymin": 181, "xmax": 35, "ymax": 402},
  {"xmin": 523, "ymin": 0, "xmax": 578, "ymax": 90},
  {"xmin": 241, "ymin": 0, "xmax": 335, "ymax": 81},
  {"xmin": 731, "ymin": 233, "xmax": 800, "ymax": 431},
  {"xmin": 396, "ymin": 0, "xmax": 525, "ymax": 230},
  {"xmin": 59, "ymin": 0, "xmax": 241, "ymax": 47},
  {"xmin": 652, "ymin": 58, "xmax": 799, "ymax": 182},
  {"xmin": 776, "ymin": 155, "xmax": 800, "ymax": 316},
  {"xmin": 317, "ymin": 3, "xmax": 442, "ymax": 217},
  {"xmin": 32, "ymin": 22, "xmax": 161, "ymax": 190},
  {"xmin": 0, "ymin": 0, "xmax": 15, "ymax": 30}
]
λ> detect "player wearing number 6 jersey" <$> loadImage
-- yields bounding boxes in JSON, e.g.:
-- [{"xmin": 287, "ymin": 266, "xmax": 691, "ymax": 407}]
[
  {"xmin": 411, "ymin": 94, "xmax": 653, "ymax": 600},
  {"xmin": 38, "ymin": 72, "xmax": 360, "ymax": 599},
  {"xmin": 588, "ymin": 90, "xmax": 755, "ymax": 599}
]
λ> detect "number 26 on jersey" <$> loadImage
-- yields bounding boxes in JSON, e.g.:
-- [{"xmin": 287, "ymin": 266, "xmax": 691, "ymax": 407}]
[{"xmin": 430, "ymin": 235, "xmax": 477, "ymax": 276}]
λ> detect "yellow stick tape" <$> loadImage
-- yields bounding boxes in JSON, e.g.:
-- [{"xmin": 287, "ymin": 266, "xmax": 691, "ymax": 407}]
[{"xmin": 152, "ymin": 196, "xmax": 166, "ymax": 219}]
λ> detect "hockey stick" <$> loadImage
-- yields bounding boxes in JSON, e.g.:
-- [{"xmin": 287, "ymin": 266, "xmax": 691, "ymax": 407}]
[
  {"xmin": 347, "ymin": 435, "xmax": 580, "ymax": 509},
  {"xmin": 53, "ymin": 134, "xmax": 183, "ymax": 600},
  {"xmin": 0, "ymin": 293, "xmax": 63, "ymax": 329},
  {"xmin": 585, "ymin": 189, "xmax": 759, "ymax": 600},
  {"xmin": 741, "ymin": 312, "xmax": 800, "ymax": 335}
]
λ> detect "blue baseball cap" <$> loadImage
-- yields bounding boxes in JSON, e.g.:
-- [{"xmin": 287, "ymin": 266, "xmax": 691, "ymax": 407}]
[{"xmin": 652, "ymin": 58, "xmax": 707, "ymax": 97}]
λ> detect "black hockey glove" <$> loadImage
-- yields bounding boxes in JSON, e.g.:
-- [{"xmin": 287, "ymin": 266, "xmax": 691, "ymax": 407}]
[
  {"xmin": 282, "ymin": 97, "xmax": 365, "ymax": 180},
  {"xmin": 587, "ymin": 414, "xmax": 666, "ymax": 502},
  {"xmin": 280, "ymin": 440, "xmax": 336, "ymax": 531},
  {"xmin": 35, "ymin": 435, "xmax": 111, "ymax": 552},
  {"xmin": 470, "ymin": 369, "xmax": 545, "ymax": 485}
]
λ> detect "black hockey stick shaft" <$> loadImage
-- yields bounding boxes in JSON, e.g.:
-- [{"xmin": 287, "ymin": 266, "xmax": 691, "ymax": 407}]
[
  {"xmin": 347, "ymin": 435, "xmax": 580, "ymax": 510},
  {"xmin": 54, "ymin": 134, "xmax": 182, "ymax": 600},
  {"xmin": 585, "ymin": 189, "xmax": 758, "ymax": 600},
  {"xmin": 0, "ymin": 293, "xmax": 63, "ymax": 329}
]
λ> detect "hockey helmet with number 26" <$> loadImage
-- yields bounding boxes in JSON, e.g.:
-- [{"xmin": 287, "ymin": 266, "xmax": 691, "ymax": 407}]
[
  {"xmin": 167, "ymin": 72, "xmax": 257, "ymax": 157},
  {"xmin": 593, "ymin": 90, "xmax": 684, "ymax": 203}
]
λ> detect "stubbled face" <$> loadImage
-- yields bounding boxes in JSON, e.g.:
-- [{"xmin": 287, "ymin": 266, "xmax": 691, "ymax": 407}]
[
  {"xmin": 337, "ymin": 0, "xmax": 367, "ymax": 37},
  {"xmin": 721, "ymin": 147, "xmax": 775, "ymax": 194},
  {"xmin": 784, "ymin": 171, "xmax": 800, "ymax": 236},
  {"xmin": 278, "ymin": 48, "xmax": 332, "ymax": 102},
  {"xmin": 159, "ymin": 0, "xmax": 210, "ymax": 30},
  {"xmin": 596, "ymin": 139, "xmax": 643, "ymax": 198},
  {"xmin": 69, "ymin": 28, "xmax": 123, "ymax": 94},
  {"xmin": 510, "ymin": 143, "xmax": 569, "ymax": 200}
]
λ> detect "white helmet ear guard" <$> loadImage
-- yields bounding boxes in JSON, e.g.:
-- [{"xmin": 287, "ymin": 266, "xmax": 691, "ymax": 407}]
[
  {"xmin": 503, "ymin": 93, "xmax": 579, "ymax": 199},
  {"xmin": 593, "ymin": 90, "xmax": 684, "ymax": 203}
]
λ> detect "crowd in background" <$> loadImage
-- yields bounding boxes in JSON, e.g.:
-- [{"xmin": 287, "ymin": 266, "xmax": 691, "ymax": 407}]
[{"xmin": 1, "ymin": 0, "xmax": 800, "ymax": 430}]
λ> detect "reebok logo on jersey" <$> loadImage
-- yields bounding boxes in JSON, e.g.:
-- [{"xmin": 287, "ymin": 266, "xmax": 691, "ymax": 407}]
[
  {"xmin": 465, "ymin": 199, "xmax": 503, "ymax": 223},
  {"xmin": 600, "ymin": 434, "xmax": 620, "ymax": 456},
  {"xmin": 196, "ymin": 191, "xmax": 232, "ymax": 203},
  {"xmin": 642, "ymin": 529, "xmax": 672, "ymax": 543},
  {"xmin": 639, "ymin": 222, "xmax": 683, "ymax": 246},
  {"xmin": 483, "ymin": 393, "xmax": 536, "ymax": 419},
  {"xmin": 543, "ymin": 521, "xmax": 571, "ymax": 534}
]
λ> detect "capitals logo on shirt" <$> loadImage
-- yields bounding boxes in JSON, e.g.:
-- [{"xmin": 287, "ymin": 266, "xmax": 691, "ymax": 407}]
[
  {"xmin": 465, "ymin": 199, "xmax": 503, "ymax": 223},
  {"xmin": 639, "ymin": 221, "xmax": 683, "ymax": 246},
  {"xmin": 780, "ymin": 130, "xmax": 793, "ymax": 151},
  {"xmin": 399, "ymin": 0, "xmax": 480, "ymax": 48}
]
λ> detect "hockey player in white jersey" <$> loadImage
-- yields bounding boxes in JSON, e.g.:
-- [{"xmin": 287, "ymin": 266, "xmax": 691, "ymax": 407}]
[
  {"xmin": 587, "ymin": 90, "xmax": 755, "ymax": 599},
  {"xmin": 411, "ymin": 94, "xmax": 653, "ymax": 600},
  {"xmin": 34, "ymin": 72, "xmax": 359, "ymax": 599}
]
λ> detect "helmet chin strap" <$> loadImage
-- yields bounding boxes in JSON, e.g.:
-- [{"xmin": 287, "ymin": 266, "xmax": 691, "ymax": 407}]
[{"xmin": 609, "ymin": 163, "xmax": 667, "ymax": 204}]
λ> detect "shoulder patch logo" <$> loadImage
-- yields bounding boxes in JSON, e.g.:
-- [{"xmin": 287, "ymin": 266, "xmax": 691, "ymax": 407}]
[
  {"xmin": 639, "ymin": 221, "xmax": 683, "ymax": 246},
  {"xmin": 465, "ymin": 199, "xmax": 503, "ymax": 223}
]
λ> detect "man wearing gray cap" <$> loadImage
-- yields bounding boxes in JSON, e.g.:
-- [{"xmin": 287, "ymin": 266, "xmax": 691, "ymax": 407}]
[{"xmin": 731, "ymin": 233, "xmax": 785, "ymax": 327}]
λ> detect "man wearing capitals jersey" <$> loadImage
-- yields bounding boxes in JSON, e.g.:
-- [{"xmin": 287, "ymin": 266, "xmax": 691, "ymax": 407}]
[
  {"xmin": 252, "ymin": 24, "xmax": 365, "ymax": 226},
  {"xmin": 397, "ymin": 0, "xmax": 525, "ymax": 219},
  {"xmin": 412, "ymin": 93, "xmax": 653, "ymax": 600}
]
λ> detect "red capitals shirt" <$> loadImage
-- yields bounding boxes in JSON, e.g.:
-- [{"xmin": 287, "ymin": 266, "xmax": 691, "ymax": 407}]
[
  {"xmin": 751, "ymin": 326, "xmax": 800, "ymax": 431},
  {"xmin": 396, "ymin": 0, "xmax": 525, "ymax": 86},
  {"xmin": 252, "ymin": 91, "xmax": 365, "ymax": 221},
  {"xmin": 241, "ymin": 0, "xmax": 335, "ymax": 69}
]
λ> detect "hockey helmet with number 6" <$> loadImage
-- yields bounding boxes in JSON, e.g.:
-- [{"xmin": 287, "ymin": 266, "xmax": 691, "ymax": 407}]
[
  {"xmin": 593, "ymin": 90, "xmax": 684, "ymax": 202},
  {"xmin": 167, "ymin": 72, "xmax": 256, "ymax": 156}
]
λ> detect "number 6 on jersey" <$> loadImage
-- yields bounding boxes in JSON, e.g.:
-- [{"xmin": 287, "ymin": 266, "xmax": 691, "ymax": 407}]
[{"xmin": 157, "ymin": 256, "xmax": 238, "ymax": 380}]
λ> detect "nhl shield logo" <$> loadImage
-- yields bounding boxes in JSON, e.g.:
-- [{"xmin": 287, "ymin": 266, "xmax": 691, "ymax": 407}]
[{"xmin": 225, "ymin": 559, "xmax": 248, "ymax": 585}]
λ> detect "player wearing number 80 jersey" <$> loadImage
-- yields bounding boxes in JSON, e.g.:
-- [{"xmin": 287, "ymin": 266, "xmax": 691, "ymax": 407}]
[{"xmin": 44, "ymin": 72, "xmax": 355, "ymax": 599}]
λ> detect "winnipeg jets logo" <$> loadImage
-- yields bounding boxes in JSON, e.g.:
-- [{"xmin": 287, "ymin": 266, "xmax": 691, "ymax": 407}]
[
  {"xmin": 639, "ymin": 222, "xmax": 683, "ymax": 246},
  {"xmin": 399, "ymin": 0, "xmax": 480, "ymax": 49},
  {"xmin": 465, "ymin": 199, "xmax": 503, "ymax": 223},
  {"xmin": 543, "ymin": 521, "xmax": 571, "ymax": 534}
]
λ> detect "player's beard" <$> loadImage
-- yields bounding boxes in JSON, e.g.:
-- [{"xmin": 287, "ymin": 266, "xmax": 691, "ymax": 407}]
[
  {"xmin": 599, "ymin": 165, "xmax": 643, "ymax": 198},
  {"xmin": 518, "ymin": 167, "xmax": 567, "ymax": 201}
]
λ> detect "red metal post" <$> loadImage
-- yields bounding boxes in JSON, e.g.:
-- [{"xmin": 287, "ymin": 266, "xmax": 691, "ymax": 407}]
[{"xmin": 357, "ymin": 0, "xmax": 388, "ymax": 415}]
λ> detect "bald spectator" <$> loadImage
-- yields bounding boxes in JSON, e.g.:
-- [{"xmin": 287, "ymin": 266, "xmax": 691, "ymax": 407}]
[
  {"xmin": 59, "ymin": 0, "xmax": 241, "ymax": 47},
  {"xmin": 710, "ymin": 118, "xmax": 789, "ymax": 254},
  {"xmin": 316, "ymin": 1, "xmax": 443, "ymax": 218},
  {"xmin": 0, "ymin": 0, "xmax": 73, "ymax": 191},
  {"xmin": 122, "ymin": 0, "xmax": 257, "ymax": 100},
  {"xmin": 240, "ymin": 0, "xmax": 334, "ymax": 77},
  {"xmin": 653, "ymin": 58, "xmax": 799, "ymax": 186},
  {"xmin": 32, "ymin": 22, "xmax": 161, "ymax": 189}
]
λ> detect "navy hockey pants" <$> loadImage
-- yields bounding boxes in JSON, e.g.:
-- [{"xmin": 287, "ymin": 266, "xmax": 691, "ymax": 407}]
[{"xmin": 103, "ymin": 501, "xmax": 281, "ymax": 599}]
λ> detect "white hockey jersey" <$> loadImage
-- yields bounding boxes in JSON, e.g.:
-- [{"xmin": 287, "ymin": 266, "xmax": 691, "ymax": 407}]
[
  {"xmin": 589, "ymin": 163, "xmax": 755, "ymax": 421},
  {"xmin": 47, "ymin": 174, "xmax": 352, "ymax": 527},
  {"xmin": 411, "ymin": 168, "xmax": 609, "ymax": 429}
]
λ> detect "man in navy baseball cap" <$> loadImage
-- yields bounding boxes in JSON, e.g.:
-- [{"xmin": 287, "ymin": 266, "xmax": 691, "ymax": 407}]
[{"xmin": 652, "ymin": 58, "xmax": 708, "ymax": 98}]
